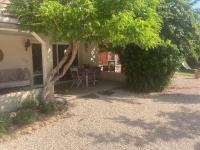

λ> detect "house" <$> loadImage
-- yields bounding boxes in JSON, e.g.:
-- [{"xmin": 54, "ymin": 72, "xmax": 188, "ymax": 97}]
[
  {"xmin": 0, "ymin": 0, "xmax": 100, "ymax": 112},
  {"xmin": 0, "ymin": 0, "xmax": 125, "ymax": 112},
  {"xmin": 0, "ymin": 0, "xmax": 100, "ymax": 86}
]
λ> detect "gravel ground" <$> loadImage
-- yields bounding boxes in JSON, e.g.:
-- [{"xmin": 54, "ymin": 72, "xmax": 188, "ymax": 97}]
[{"xmin": 1, "ymin": 76, "xmax": 200, "ymax": 150}]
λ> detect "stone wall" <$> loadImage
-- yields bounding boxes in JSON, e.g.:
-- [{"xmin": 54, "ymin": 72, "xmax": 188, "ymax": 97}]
[{"xmin": 0, "ymin": 88, "xmax": 42, "ymax": 112}]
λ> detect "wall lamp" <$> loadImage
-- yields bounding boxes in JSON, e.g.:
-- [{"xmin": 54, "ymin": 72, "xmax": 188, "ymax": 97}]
[{"xmin": 25, "ymin": 39, "xmax": 31, "ymax": 51}]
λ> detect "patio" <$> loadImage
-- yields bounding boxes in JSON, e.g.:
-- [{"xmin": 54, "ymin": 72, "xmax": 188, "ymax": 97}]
[
  {"xmin": 55, "ymin": 80, "xmax": 123, "ymax": 101},
  {"xmin": 0, "ymin": 78, "xmax": 122, "ymax": 112}
]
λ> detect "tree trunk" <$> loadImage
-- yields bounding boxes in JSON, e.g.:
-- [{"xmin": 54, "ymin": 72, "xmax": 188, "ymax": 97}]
[{"xmin": 42, "ymin": 41, "xmax": 80, "ymax": 101}]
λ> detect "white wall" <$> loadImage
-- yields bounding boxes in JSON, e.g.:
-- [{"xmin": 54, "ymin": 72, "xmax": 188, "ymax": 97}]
[{"xmin": 0, "ymin": 33, "xmax": 33, "ymax": 71}]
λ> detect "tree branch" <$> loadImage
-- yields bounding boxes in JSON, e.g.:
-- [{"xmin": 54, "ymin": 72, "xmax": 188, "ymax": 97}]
[
  {"xmin": 52, "ymin": 41, "xmax": 79, "ymax": 82},
  {"xmin": 49, "ymin": 43, "xmax": 73, "ymax": 80}
]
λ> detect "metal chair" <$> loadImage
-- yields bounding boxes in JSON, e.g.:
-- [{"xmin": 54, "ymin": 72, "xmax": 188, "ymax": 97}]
[{"xmin": 70, "ymin": 67, "xmax": 84, "ymax": 88}]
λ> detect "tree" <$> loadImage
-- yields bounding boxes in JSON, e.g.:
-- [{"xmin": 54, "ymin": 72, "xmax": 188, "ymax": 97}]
[
  {"xmin": 9, "ymin": 0, "xmax": 162, "ymax": 100},
  {"xmin": 119, "ymin": 0, "xmax": 200, "ymax": 92},
  {"xmin": 159, "ymin": 0, "xmax": 200, "ymax": 57}
]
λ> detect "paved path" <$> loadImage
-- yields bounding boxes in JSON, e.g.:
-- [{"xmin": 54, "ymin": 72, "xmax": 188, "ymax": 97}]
[{"xmin": 1, "ymin": 76, "xmax": 200, "ymax": 150}]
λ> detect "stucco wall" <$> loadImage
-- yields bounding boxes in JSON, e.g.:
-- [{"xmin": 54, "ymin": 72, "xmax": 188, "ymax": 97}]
[
  {"xmin": 0, "ymin": 31, "xmax": 99, "ymax": 69},
  {"xmin": 0, "ymin": 88, "xmax": 42, "ymax": 112},
  {"xmin": 0, "ymin": 33, "xmax": 101, "ymax": 79},
  {"xmin": 78, "ymin": 42, "xmax": 99, "ymax": 66},
  {"xmin": 0, "ymin": 33, "xmax": 35, "ymax": 73}
]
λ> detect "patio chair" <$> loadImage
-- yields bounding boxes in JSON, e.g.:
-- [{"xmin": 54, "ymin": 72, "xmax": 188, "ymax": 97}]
[{"xmin": 70, "ymin": 67, "xmax": 84, "ymax": 88}]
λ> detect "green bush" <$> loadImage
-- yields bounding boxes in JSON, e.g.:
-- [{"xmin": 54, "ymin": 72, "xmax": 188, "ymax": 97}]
[
  {"xmin": 20, "ymin": 98, "xmax": 38, "ymax": 110},
  {"xmin": 119, "ymin": 44, "xmax": 183, "ymax": 92},
  {"xmin": 40, "ymin": 101, "xmax": 57, "ymax": 114},
  {"xmin": 14, "ymin": 109, "xmax": 38, "ymax": 125},
  {"xmin": 0, "ymin": 113, "xmax": 11, "ymax": 137}
]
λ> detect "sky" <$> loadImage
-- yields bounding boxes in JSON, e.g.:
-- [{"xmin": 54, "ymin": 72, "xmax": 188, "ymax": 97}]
[{"xmin": 193, "ymin": 2, "xmax": 200, "ymax": 9}]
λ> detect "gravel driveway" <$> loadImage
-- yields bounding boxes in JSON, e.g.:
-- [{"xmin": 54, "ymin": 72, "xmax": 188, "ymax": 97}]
[{"xmin": 1, "ymin": 76, "xmax": 200, "ymax": 150}]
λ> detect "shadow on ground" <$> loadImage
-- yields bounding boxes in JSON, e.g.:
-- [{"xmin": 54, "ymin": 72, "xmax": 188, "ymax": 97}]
[
  {"xmin": 79, "ymin": 88, "xmax": 200, "ymax": 105},
  {"xmin": 194, "ymin": 142, "xmax": 200, "ymax": 150},
  {"xmin": 80, "ymin": 92, "xmax": 142, "ymax": 105},
  {"xmin": 85, "ymin": 107, "xmax": 200, "ymax": 148},
  {"xmin": 108, "ymin": 87, "xmax": 200, "ymax": 104},
  {"xmin": 142, "ymin": 93, "xmax": 200, "ymax": 104}
]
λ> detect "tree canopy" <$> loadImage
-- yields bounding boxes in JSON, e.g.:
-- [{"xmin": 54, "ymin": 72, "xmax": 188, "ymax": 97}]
[
  {"xmin": 9, "ymin": 0, "xmax": 162, "ymax": 49},
  {"xmin": 117, "ymin": 0, "xmax": 200, "ymax": 92},
  {"xmin": 8, "ymin": 0, "xmax": 163, "ymax": 99},
  {"xmin": 159, "ymin": 0, "xmax": 200, "ymax": 57}
]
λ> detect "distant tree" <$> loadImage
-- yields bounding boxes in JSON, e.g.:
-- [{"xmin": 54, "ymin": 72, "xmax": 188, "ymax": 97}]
[
  {"xmin": 159, "ymin": 0, "xmax": 200, "ymax": 58},
  {"xmin": 9, "ymin": 0, "xmax": 162, "ymax": 100}
]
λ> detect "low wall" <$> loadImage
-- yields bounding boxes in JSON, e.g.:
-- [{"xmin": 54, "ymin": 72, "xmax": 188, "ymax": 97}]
[
  {"xmin": 0, "ymin": 88, "xmax": 42, "ymax": 113},
  {"xmin": 99, "ymin": 72, "xmax": 126, "ymax": 83}
]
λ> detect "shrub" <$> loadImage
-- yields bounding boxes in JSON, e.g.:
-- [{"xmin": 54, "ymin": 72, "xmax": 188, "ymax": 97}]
[
  {"xmin": 14, "ymin": 109, "xmax": 38, "ymax": 125},
  {"xmin": 0, "ymin": 113, "xmax": 11, "ymax": 137},
  {"xmin": 20, "ymin": 98, "xmax": 38, "ymax": 110},
  {"xmin": 119, "ymin": 44, "xmax": 183, "ymax": 92},
  {"xmin": 40, "ymin": 101, "xmax": 57, "ymax": 114}
]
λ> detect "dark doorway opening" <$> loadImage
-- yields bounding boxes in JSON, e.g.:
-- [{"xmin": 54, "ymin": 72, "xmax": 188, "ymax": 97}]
[{"xmin": 32, "ymin": 43, "xmax": 43, "ymax": 86}]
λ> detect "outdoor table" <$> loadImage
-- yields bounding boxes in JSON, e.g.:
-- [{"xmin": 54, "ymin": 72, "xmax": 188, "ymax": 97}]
[
  {"xmin": 82, "ymin": 67, "xmax": 100, "ymax": 87},
  {"xmin": 84, "ymin": 68, "xmax": 95, "ymax": 87}
]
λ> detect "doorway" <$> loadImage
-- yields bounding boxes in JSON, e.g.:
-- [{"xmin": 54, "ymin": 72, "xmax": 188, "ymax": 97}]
[{"xmin": 32, "ymin": 43, "xmax": 43, "ymax": 86}]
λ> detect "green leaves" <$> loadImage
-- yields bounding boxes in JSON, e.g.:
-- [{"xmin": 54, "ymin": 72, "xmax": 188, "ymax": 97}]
[
  {"xmin": 94, "ymin": 0, "xmax": 162, "ymax": 48},
  {"xmin": 9, "ymin": 0, "xmax": 162, "ymax": 49},
  {"xmin": 118, "ymin": 0, "xmax": 200, "ymax": 92},
  {"xmin": 120, "ymin": 43, "xmax": 182, "ymax": 92},
  {"xmin": 159, "ymin": 0, "xmax": 200, "ymax": 58},
  {"xmin": 102, "ymin": 11, "xmax": 161, "ymax": 48},
  {"xmin": 8, "ymin": 0, "xmax": 44, "ymax": 32}
]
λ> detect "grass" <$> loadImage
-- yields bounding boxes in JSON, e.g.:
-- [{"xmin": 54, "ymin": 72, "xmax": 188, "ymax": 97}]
[
  {"xmin": 0, "ymin": 113, "xmax": 11, "ymax": 137},
  {"xmin": 0, "ymin": 98, "xmax": 67, "ymax": 138},
  {"xmin": 14, "ymin": 109, "xmax": 39, "ymax": 125},
  {"xmin": 176, "ymin": 71, "xmax": 194, "ymax": 77}
]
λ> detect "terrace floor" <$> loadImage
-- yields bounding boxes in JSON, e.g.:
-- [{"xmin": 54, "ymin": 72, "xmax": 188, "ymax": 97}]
[{"xmin": 55, "ymin": 80, "xmax": 123, "ymax": 100}]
